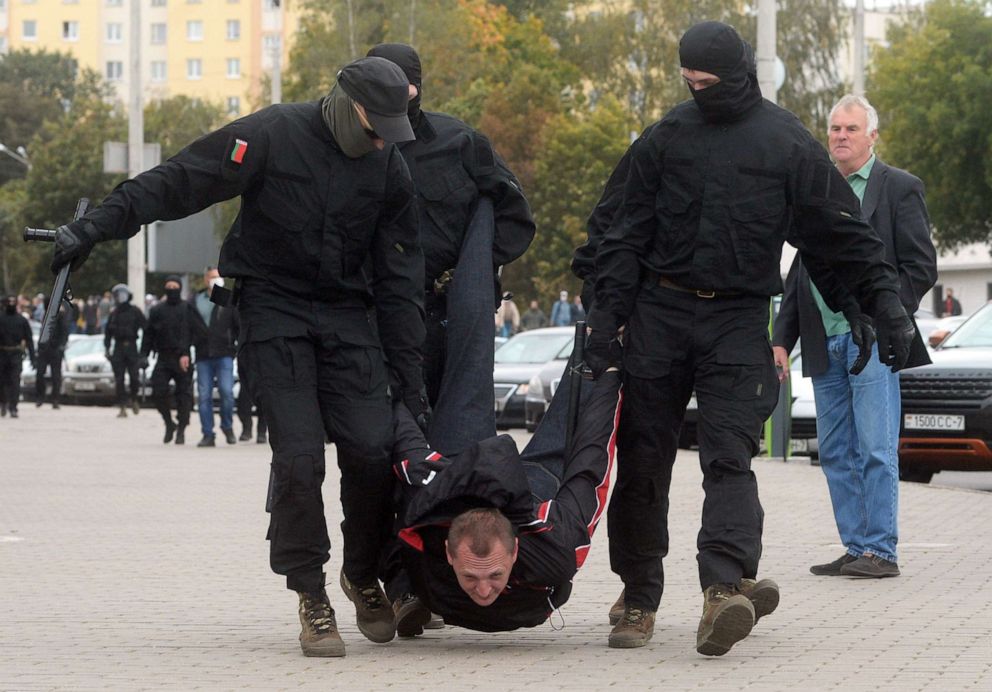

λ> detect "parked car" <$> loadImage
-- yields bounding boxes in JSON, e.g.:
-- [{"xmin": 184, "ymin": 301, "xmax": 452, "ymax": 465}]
[
  {"xmin": 494, "ymin": 327, "xmax": 574, "ymax": 429},
  {"xmin": 20, "ymin": 332, "xmax": 87, "ymax": 402},
  {"xmin": 523, "ymin": 346, "xmax": 573, "ymax": 433},
  {"xmin": 898, "ymin": 302, "xmax": 992, "ymax": 483},
  {"xmin": 60, "ymin": 335, "xmax": 151, "ymax": 404}
]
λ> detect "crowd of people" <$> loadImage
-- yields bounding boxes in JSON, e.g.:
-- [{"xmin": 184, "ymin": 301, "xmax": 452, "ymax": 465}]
[{"xmin": 3, "ymin": 20, "xmax": 939, "ymax": 662}]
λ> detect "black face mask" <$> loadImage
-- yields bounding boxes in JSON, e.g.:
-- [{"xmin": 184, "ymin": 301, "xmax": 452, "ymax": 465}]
[
  {"xmin": 4, "ymin": 301, "xmax": 15, "ymax": 315},
  {"xmin": 679, "ymin": 21, "xmax": 762, "ymax": 123},
  {"xmin": 165, "ymin": 288, "xmax": 182, "ymax": 304},
  {"xmin": 366, "ymin": 43, "xmax": 423, "ymax": 124}
]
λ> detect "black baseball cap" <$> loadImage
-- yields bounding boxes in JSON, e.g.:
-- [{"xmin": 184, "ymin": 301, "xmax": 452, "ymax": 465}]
[{"xmin": 337, "ymin": 57, "xmax": 415, "ymax": 143}]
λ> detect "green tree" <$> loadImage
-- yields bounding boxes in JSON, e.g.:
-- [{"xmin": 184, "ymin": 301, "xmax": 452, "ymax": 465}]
[
  {"xmin": 144, "ymin": 95, "xmax": 226, "ymax": 160},
  {"xmin": 870, "ymin": 0, "xmax": 992, "ymax": 248}
]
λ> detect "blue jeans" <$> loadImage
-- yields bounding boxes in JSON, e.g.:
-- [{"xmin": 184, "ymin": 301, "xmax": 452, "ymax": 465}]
[
  {"xmin": 812, "ymin": 333, "xmax": 900, "ymax": 562},
  {"xmin": 196, "ymin": 357, "xmax": 234, "ymax": 437}
]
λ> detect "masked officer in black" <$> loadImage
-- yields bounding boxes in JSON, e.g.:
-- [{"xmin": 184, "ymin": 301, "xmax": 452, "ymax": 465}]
[
  {"xmin": 140, "ymin": 276, "xmax": 199, "ymax": 444},
  {"xmin": 1, "ymin": 295, "xmax": 36, "ymax": 418},
  {"xmin": 48, "ymin": 57, "xmax": 427, "ymax": 658},
  {"xmin": 586, "ymin": 21, "xmax": 918, "ymax": 655},
  {"xmin": 34, "ymin": 294, "xmax": 73, "ymax": 409},
  {"xmin": 366, "ymin": 43, "xmax": 535, "ymax": 406},
  {"xmin": 104, "ymin": 283, "xmax": 147, "ymax": 418}
]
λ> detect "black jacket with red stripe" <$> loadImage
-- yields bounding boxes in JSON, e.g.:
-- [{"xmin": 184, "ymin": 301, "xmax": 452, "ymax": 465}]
[{"xmin": 394, "ymin": 372, "xmax": 622, "ymax": 632}]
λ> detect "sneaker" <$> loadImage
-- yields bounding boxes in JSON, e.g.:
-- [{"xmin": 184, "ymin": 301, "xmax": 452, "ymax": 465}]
[
  {"xmin": 131, "ymin": 398, "xmax": 141, "ymax": 415},
  {"xmin": 297, "ymin": 589, "xmax": 346, "ymax": 657},
  {"xmin": 739, "ymin": 578, "xmax": 779, "ymax": 624},
  {"xmin": 117, "ymin": 406, "xmax": 128, "ymax": 418},
  {"xmin": 392, "ymin": 593, "xmax": 432, "ymax": 638},
  {"xmin": 1, "ymin": 404, "xmax": 7, "ymax": 417},
  {"xmin": 239, "ymin": 429, "xmax": 252, "ymax": 442},
  {"xmin": 163, "ymin": 420, "xmax": 176, "ymax": 444},
  {"xmin": 696, "ymin": 584, "xmax": 755, "ymax": 656},
  {"xmin": 175, "ymin": 427, "xmax": 185, "ymax": 445},
  {"xmin": 607, "ymin": 607, "xmax": 655, "ymax": 649},
  {"xmin": 423, "ymin": 612, "xmax": 445, "ymax": 630},
  {"xmin": 52, "ymin": 402, "xmax": 60, "ymax": 410},
  {"xmin": 197, "ymin": 435, "xmax": 216, "ymax": 448},
  {"xmin": 257, "ymin": 432, "xmax": 267, "ymax": 444},
  {"xmin": 9, "ymin": 409, "xmax": 18, "ymax": 418},
  {"xmin": 840, "ymin": 554, "xmax": 900, "ymax": 578},
  {"xmin": 339, "ymin": 569, "xmax": 396, "ymax": 643},
  {"xmin": 222, "ymin": 428, "xmax": 237, "ymax": 445},
  {"xmin": 608, "ymin": 589, "xmax": 626, "ymax": 626},
  {"xmin": 810, "ymin": 553, "xmax": 858, "ymax": 576}
]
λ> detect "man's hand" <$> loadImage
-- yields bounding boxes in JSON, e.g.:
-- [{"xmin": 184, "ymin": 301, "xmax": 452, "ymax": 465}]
[
  {"xmin": 842, "ymin": 307, "xmax": 877, "ymax": 375},
  {"xmin": 51, "ymin": 220, "xmax": 101, "ymax": 274},
  {"xmin": 104, "ymin": 348, "xmax": 112, "ymax": 361},
  {"xmin": 584, "ymin": 329, "xmax": 622, "ymax": 379},
  {"xmin": 403, "ymin": 387, "xmax": 431, "ymax": 434},
  {"xmin": 179, "ymin": 355, "xmax": 190, "ymax": 372},
  {"xmin": 873, "ymin": 290, "xmax": 915, "ymax": 372},
  {"xmin": 772, "ymin": 346, "xmax": 790, "ymax": 382}
]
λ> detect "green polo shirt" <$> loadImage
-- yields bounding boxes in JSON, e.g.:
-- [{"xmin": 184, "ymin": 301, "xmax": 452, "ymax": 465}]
[{"xmin": 809, "ymin": 154, "xmax": 876, "ymax": 336}]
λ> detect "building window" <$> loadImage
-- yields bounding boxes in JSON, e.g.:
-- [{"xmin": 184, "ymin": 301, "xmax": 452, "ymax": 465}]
[
  {"xmin": 226, "ymin": 58, "xmax": 240, "ymax": 79},
  {"xmin": 187, "ymin": 20, "xmax": 203, "ymax": 41},
  {"xmin": 22, "ymin": 20, "xmax": 38, "ymax": 40},
  {"xmin": 106, "ymin": 23, "xmax": 122, "ymax": 43},
  {"xmin": 226, "ymin": 96, "xmax": 240, "ymax": 116},
  {"xmin": 62, "ymin": 20, "xmax": 79, "ymax": 41},
  {"xmin": 151, "ymin": 0, "xmax": 166, "ymax": 6},
  {"xmin": 150, "ymin": 23, "xmax": 167, "ymax": 44},
  {"xmin": 186, "ymin": 59, "xmax": 202, "ymax": 80},
  {"xmin": 150, "ymin": 60, "xmax": 167, "ymax": 82},
  {"xmin": 263, "ymin": 0, "xmax": 280, "ymax": 9},
  {"xmin": 106, "ymin": 61, "xmax": 123, "ymax": 81},
  {"xmin": 226, "ymin": 20, "xmax": 240, "ymax": 40}
]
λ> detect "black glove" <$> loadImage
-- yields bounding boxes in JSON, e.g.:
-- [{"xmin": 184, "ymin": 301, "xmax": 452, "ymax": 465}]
[
  {"xmin": 584, "ymin": 329, "xmax": 622, "ymax": 380},
  {"xmin": 403, "ymin": 387, "xmax": 431, "ymax": 434},
  {"xmin": 104, "ymin": 348, "xmax": 112, "ymax": 361},
  {"xmin": 872, "ymin": 290, "xmax": 915, "ymax": 372},
  {"xmin": 51, "ymin": 219, "xmax": 101, "ymax": 273},
  {"xmin": 842, "ymin": 306, "xmax": 876, "ymax": 376}
]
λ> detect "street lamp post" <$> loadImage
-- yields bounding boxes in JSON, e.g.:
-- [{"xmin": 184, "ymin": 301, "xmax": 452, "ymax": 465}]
[{"xmin": 0, "ymin": 143, "xmax": 31, "ymax": 170}]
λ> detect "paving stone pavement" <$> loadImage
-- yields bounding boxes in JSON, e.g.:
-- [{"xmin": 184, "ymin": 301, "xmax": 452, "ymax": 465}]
[{"xmin": 1, "ymin": 404, "xmax": 990, "ymax": 691}]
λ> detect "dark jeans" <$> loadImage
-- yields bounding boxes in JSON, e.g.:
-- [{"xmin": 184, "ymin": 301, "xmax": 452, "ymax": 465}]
[
  {"xmin": 242, "ymin": 333, "xmax": 393, "ymax": 593},
  {"xmin": 111, "ymin": 347, "xmax": 142, "ymax": 406},
  {"xmin": 150, "ymin": 353, "xmax": 193, "ymax": 427},
  {"xmin": 35, "ymin": 347, "xmax": 63, "ymax": 404},
  {"xmin": 609, "ymin": 284, "xmax": 779, "ymax": 610},
  {"xmin": 0, "ymin": 351, "xmax": 22, "ymax": 411}
]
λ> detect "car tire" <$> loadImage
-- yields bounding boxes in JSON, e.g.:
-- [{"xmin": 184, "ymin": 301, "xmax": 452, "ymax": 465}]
[{"xmin": 899, "ymin": 467, "xmax": 934, "ymax": 484}]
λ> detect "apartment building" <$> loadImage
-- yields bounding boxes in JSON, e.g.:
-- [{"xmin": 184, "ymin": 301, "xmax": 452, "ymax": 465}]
[{"xmin": 0, "ymin": 0, "xmax": 300, "ymax": 117}]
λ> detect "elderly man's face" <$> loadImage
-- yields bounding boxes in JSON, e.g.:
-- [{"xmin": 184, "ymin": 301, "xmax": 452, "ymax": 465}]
[
  {"xmin": 446, "ymin": 539, "xmax": 518, "ymax": 607},
  {"xmin": 829, "ymin": 105, "xmax": 877, "ymax": 173}
]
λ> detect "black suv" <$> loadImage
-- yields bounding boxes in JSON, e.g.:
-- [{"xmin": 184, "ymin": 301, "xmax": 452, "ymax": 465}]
[{"xmin": 898, "ymin": 303, "xmax": 992, "ymax": 483}]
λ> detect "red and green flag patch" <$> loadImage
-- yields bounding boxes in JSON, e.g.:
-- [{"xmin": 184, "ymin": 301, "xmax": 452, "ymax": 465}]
[{"xmin": 230, "ymin": 138, "xmax": 248, "ymax": 164}]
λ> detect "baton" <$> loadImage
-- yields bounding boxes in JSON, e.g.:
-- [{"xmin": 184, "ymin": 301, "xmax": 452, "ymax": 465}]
[
  {"xmin": 23, "ymin": 198, "xmax": 89, "ymax": 347},
  {"xmin": 565, "ymin": 321, "xmax": 586, "ymax": 457}
]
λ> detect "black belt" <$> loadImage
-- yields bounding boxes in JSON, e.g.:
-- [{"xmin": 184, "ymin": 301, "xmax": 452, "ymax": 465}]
[{"xmin": 657, "ymin": 276, "xmax": 739, "ymax": 299}]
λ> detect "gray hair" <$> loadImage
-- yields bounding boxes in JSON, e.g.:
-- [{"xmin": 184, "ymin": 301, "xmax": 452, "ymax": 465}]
[{"xmin": 829, "ymin": 94, "xmax": 879, "ymax": 138}]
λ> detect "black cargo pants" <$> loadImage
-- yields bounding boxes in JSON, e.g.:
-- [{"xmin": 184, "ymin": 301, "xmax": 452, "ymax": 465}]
[
  {"xmin": 241, "ymin": 327, "xmax": 393, "ymax": 594},
  {"xmin": 150, "ymin": 352, "xmax": 193, "ymax": 427},
  {"xmin": 111, "ymin": 341, "xmax": 142, "ymax": 406},
  {"xmin": 0, "ymin": 350, "xmax": 22, "ymax": 411},
  {"xmin": 609, "ymin": 282, "xmax": 779, "ymax": 611},
  {"xmin": 34, "ymin": 346, "xmax": 63, "ymax": 404}
]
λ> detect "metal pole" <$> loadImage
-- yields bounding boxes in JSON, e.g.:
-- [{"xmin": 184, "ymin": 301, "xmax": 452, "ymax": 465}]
[
  {"xmin": 853, "ymin": 0, "xmax": 865, "ymax": 96},
  {"xmin": 127, "ymin": 0, "xmax": 146, "ymax": 302},
  {"xmin": 757, "ymin": 0, "xmax": 778, "ymax": 104},
  {"xmin": 270, "ymin": 1, "xmax": 282, "ymax": 105}
]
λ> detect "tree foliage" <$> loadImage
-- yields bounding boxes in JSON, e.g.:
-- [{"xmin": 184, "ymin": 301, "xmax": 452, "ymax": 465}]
[{"xmin": 870, "ymin": 0, "xmax": 992, "ymax": 248}]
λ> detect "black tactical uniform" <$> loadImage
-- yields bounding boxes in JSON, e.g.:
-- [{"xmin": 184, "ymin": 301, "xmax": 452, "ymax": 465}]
[
  {"xmin": 34, "ymin": 297, "xmax": 72, "ymax": 408},
  {"xmin": 141, "ymin": 278, "xmax": 199, "ymax": 440},
  {"xmin": 104, "ymin": 284, "xmax": 147, "ymax": 413},
  {"xmin": 52, "ymin": 59, "xmax": 426, "ymax": 606},
  {"xmin": 0, "ymin": 296, "xmax": 35, "ymax": 417},
  {"xmin": 587, "ymin": 22, "xmax": 916, "ymax": 616},
  {"xmin": 368, "ymin": 44, "xmax": 535, "ymax": 406}
]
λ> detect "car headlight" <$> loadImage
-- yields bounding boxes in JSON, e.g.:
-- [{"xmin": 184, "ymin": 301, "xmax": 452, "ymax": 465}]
[{"xmin": 525, "ymin": 374, "xmax": 544, "ymax": 402}]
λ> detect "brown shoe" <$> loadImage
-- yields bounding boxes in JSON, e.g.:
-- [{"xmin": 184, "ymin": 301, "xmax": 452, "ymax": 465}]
[
  {"xmin": 298, "ymin": 589, "xmax": 345, "ymax": 657},
  {"xmin": 608, "ymin": 589, "xmax": 625, "ymax": 626},
  {"xmin": 340, "ymin": 569, "xmax": 396, "ymax": 643},
  {"xmin": 810, "ymin": 553, "xmax": 858, "ymax": 576},
  {"xmin": 696, "ymin": 584, "xmax": 755, "ymax": 656},
  {"xmin": 739, "ymin": 578, "xmax": 779, "ymax": 624},
  {"xmin": 607, "ymin": 607, "xmax": 655, "ymax": 649},
  {"xmin": 393, "ymin": 593, "xmax": 432, "ymax": 638}
]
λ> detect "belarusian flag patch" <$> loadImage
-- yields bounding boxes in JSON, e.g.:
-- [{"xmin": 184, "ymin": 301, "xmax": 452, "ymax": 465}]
[{"xmin": 230, "ymin": 139, "xmax": 248, "ymax": 164}]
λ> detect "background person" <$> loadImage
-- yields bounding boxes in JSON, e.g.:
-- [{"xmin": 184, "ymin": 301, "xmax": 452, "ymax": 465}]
[
  {"xmin": 941, "ymin": 288, "xmax": 962, "ymax": 317},
  {"xmin": 104, "ymin": 282, "xmax": 147, "ymax": 418},
  {"xmin": 190, "ymin": 266, "xmax": 239, "ymax": 447},
  {"xmin": 520, "ymin": 300, "xmax": 548, "ymax": 331},
  {"xmin": 34, "ymin": 294, "xmax": 73, "ymax": 409},
  {"xmin": 0, "ymin": 295, "xmax": 36, "ymax": 419},
  {"xmin": 550, "ymin": 290, "xmax": 572, "ymax": 326}
]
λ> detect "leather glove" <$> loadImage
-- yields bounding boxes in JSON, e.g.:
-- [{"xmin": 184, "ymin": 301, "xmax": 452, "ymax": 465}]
[
  {"xmin": 584, "ymin": 329, "xmax": 623, "ymax": 380},
  {"xmin": 872, "ymin": 290, "xmax": 915, "ymax": 372},
  {"xmin": 841, "ymin": 306, "xmax": 876, "ymax": 376},
  {"xmin": 403, "ymin": 387, "xmax": 431, "ymax": 434},
  {"xmin": 51, "ymin": 219, "xmax": 101, "ymax": 273}
]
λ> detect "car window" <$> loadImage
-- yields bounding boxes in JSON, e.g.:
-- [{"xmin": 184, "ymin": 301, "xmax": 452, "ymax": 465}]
[
  {"xmin": 64, "ymin": 337, "xmax": 105, "ymax": 358},
  {"xmin": 940, "ymin": 304, "xmax": 992, "ymax": 348},
  {"xmin": 494, "ymin": 332, "xmax": 573, "ymax": 364},
  {"xmin": 555, "ymin": 340, "xmax": 575, "ymax": 359}
]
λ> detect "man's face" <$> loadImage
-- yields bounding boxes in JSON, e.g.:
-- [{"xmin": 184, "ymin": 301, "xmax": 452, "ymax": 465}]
[
  {"xmin": 681, "ymin": 68, "xmax": 721, "ymax": 91},
  {"xmin": 203, "ymin": 268, "xmax": 220, "ymax": 294},
  {"xmin": 446, "ymin": 539, "xmax": 518, "ymax": 607},
  {"xmin": 829, "ymin": 105, "xmax": 877, "ymax": 172}
]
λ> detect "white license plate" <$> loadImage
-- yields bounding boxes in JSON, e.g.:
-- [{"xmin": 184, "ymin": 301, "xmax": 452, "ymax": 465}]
[
  {"xmin": 904, "ymin": 413, "xmax": 964, "ymax": 431},
  {"xmin": 74, "ymin": 381, "xmax": 97, "ymax": 391}
]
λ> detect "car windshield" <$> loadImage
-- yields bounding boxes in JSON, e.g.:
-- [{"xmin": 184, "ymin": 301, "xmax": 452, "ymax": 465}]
[
  {"xmin": 494, "ymin": 332, "xmax": 573, "ymax": 364},
  {"xmin": 65, "ymin": 337, "xmax": 105, "ymax": 358},
  {"xmin": 939, "ymin": 304, "xmax": 992, "ymax": 348}
]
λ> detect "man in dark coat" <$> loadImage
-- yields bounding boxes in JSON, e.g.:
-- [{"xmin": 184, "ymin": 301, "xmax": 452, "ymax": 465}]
[
  {"xmin": 34, "ymin": 295, "xmax": 73, "ymax": 409},
  {"xmin": 773, "ymin": 94, "xmax": 937, "ymax": 580},
  {"xmin": 0, "ymin": 295, "xmax": 35, "ymax": 418},
  {"xmin": 104, "ymin": 282, "xmax": 147, "ymax": 417}
]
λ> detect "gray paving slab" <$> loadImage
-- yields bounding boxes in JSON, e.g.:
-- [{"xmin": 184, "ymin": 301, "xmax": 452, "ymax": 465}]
[{"xmin": 1, "ymin": 404, "xmax": 990, "ymax": 691}]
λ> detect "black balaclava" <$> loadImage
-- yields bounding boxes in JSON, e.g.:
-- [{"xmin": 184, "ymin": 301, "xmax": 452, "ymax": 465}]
[
  {"xmin": 164, "ymin": 275, "xmax": 182, "ymax": 305},
  {"xmin": 4, "ymin": 296, "xmax": 16, "ymax": 315},
  {"xmin": 366, "ymin": 43, "xmax": 423, "ymax": 126},
  {"xmin": 679, "ymin": 21, "xmax": 762, "ymax": 123}
]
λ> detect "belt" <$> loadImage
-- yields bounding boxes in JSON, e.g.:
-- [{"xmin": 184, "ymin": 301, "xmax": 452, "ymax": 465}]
[
  {"xmin": 0, "ymin": 345, "xmax": 23, "ymax": 351},
  {"xmin": 657, "ymin": 276, "xmax": 738, "ymax": 299}
]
